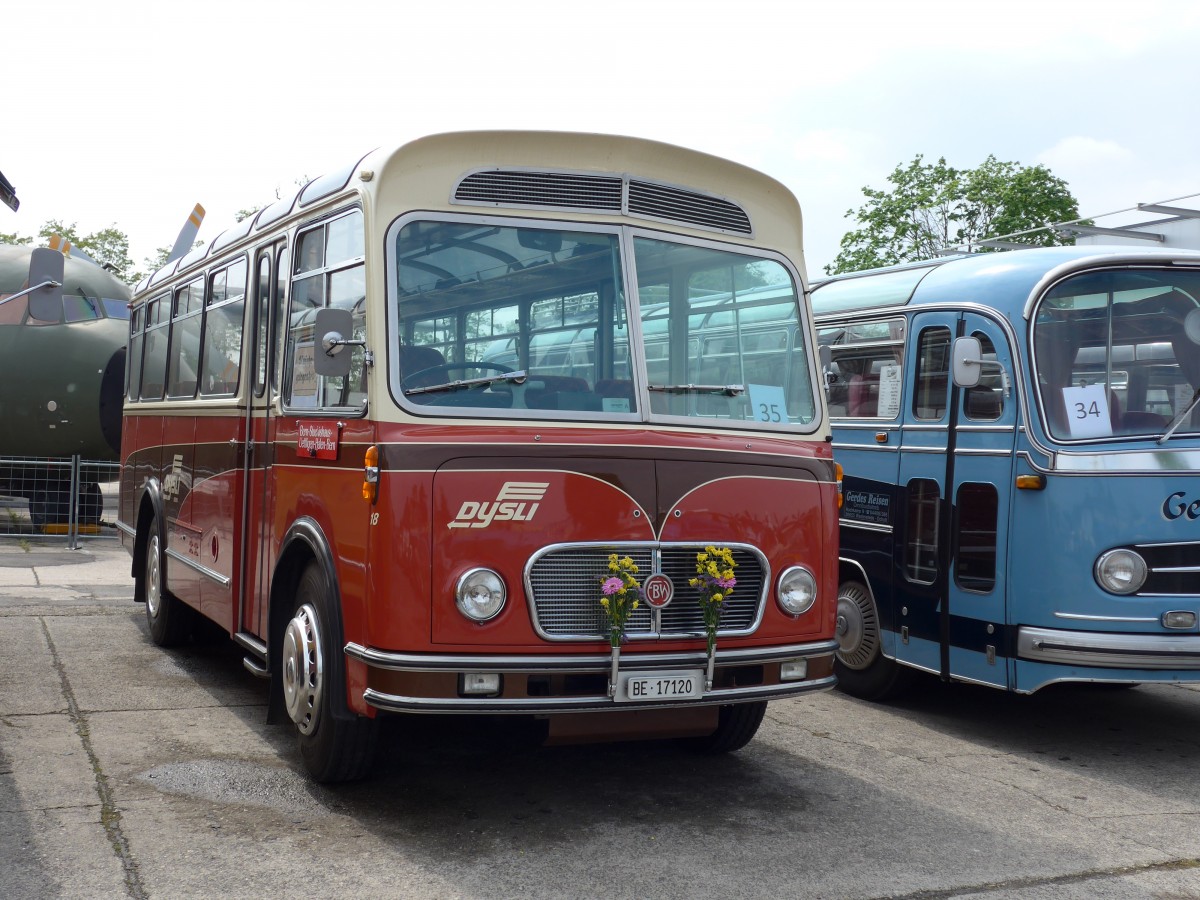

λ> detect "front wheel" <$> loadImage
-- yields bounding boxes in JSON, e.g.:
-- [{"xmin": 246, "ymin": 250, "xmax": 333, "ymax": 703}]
[
  {"xmin": 834, "ymin": 579, "xmax": 912, "ymax": 701},
  {"xmin": 142, "ymin": 515, "xmax": 193, "ymax": 647},
  {"xmin": 686, "ymin": 701, "xmax": 767, "ymax": 754},
  {"xmin": 282, "ymin": 562, "xmax": 378, "ymax": 782}
]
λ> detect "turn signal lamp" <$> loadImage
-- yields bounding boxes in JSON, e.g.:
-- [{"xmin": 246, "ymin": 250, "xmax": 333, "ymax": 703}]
[
  {"xmin": 1016, "ymin": 474, "xmax": 1046, "ymax": 491},
  {"xmin": 362, "ymin": 445, "xmax": 379, "ymax": 502},
  {"xmin": 835, "ymin": 462, "xmax": 844, "ymax": 509}
]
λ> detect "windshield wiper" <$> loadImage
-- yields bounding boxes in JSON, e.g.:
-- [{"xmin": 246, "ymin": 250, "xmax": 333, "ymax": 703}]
[
  {"xmin": 648, "ymin": 383, "xmax": 746, "ymax": 396},
  {"xmin": 404, "ymin": 370, "xmax": 527, "ymax": 397},
  {"xmin": 1157, "ymin": 387, "xmax": 1200, "ymax": 444}
]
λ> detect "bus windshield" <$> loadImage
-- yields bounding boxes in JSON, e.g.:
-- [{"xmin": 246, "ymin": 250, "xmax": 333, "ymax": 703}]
[
  {"xmin": 390, "ymin": 219, "xmax": 815, "ymax": 429},
  {"xmin": 1033, "ymin": 267, "xmax": 1200, "ymax": 441}
]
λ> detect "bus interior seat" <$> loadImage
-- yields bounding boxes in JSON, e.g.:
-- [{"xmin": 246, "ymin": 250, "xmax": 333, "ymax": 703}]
[
  {"xmin": 847, "ymin": 374, "xmax": 878, "ymax": 417},
  {"xmin": 398, "ymin": 345, "xmax": 446, "ymax": 386},
  {"xmin": 525, "ymin": 375, "xmax": 592, "ymax": 410},
  {"xmin": 1119, "ymin": 411, "xmax": 1167, "ymax": 433},
  {"xmin": 595, "ymin": 379, "xmax": 636, "ymax": 409}
]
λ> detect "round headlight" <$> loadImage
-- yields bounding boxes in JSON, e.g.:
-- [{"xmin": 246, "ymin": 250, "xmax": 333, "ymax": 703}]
[
  {"xmin": 1094, "ymin": 549, "xmax": 1147, "ymax": 595},
  {"xmin": 455, "ymin": 568, "xmax": 506, "ymax": 621},
  {"xmin": 777, "ymin": 566, "xmax": 817, "ymax": 616}
]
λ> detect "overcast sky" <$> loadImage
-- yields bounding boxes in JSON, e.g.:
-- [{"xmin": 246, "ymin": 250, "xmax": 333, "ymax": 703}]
[{"xmin": 5, "ymin": 0, "xmax": 1198, "ymax": 278}]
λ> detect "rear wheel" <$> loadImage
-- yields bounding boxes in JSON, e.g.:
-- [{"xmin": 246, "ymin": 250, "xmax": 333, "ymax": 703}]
[
  {"xmin": 686, "ymin": 701, "xmax": 767, "ymax": 754},
  {"xmin": 834, "ymin": 579, "xmax": 913, "ymax": 700},
  {"xmin": 143, "ymin": 515, "xmax": 192, "ymax": 647},
  {"xmin": 282, "ymin": 562, "xmax": 377, "ymax": 782}
]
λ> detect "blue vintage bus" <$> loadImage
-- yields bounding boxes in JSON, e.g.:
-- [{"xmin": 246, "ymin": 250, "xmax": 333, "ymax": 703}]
[{"xmin": 811, "ymin": 246, "xmax": 1200, "ymax": 697}]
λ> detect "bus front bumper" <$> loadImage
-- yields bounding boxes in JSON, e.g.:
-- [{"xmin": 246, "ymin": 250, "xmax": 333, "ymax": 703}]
[
  {"xmin": 344, "ymin": 640, "xmax": 837, "ymax": 714},
  {"xmin": 1018, "ymin": 626, "xmax": 1200, "ymax": 669}
]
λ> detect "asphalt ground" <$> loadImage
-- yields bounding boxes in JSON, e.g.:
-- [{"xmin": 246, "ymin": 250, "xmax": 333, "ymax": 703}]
[{"xmin": 4, "ymin": 537, "xmax": 1200, "ymax": 899}]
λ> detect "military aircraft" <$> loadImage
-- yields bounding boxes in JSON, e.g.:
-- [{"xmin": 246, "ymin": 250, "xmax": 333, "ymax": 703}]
[{"xmin": 0, "ymin": 205, "xmax": 204, "ymax": 527}]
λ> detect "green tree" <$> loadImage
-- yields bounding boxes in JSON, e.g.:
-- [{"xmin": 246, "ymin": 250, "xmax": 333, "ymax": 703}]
[
  {"xmin": 827, "ymin": 154, "xmax": 1084, "ymax": 275},
  {"xmin": 0, "ymin": 232, "xmax": 32, "ymax": 246}
]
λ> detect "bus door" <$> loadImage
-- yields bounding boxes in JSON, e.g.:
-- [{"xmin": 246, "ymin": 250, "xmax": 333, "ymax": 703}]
[
  {"xmin": 892, "ymin": 311, "xmax": 957, "ymax": 676},
  {"xmin": 238, "ymin": 241, "xmax": 286, "ymax": 642},
  {"xmin": 945, "ymin": 313, "xmax": 1016, "ymax": 689}
]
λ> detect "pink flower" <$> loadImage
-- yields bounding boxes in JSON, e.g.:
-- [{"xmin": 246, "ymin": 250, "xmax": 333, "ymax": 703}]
[
  {"xmin": 601, "ymin": 577, "xmax": 624, "ymax": 596},
  {"xmin": 718, "ymin": 577, "xmax": 736, "ymax": 589}
]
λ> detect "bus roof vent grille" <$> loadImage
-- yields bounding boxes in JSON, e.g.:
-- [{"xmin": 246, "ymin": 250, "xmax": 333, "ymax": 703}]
[
  {"xmin": 453, "ymin": 169, "xmax": 753, "ymax": 236},
  {"xmin": 454, "ymin": 170, "xmax": 623, "ymax": 211},
  {"xmin": 627, "ymin": 179, "xmax": 753, "ymax": 235}
]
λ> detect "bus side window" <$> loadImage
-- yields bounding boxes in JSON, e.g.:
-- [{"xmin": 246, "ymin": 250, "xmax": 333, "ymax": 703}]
[
  {"xmin": 914, "ymin": 327, "xmax": 951, "ymax": 419},
  {"xmin": 963, "ymin": 332, "xmax": 1003, "ymax": 421},
  {"xmin": 904, "ymin": 478, "xmax": 939, "ymax": 584}
]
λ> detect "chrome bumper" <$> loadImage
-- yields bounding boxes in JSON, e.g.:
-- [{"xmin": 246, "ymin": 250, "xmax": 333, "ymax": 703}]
[
  {"xmin": 1018, "ymin": 626, "xmax": 1200, "ymax": 670},
  {"xmin": 344, "ymin": 639, "xmax": 838, "ymax": 714}
]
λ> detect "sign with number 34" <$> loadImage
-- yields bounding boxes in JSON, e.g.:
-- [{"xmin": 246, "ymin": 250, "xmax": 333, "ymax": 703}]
[{"xmin": 1062, "ymin": 384, "xmax": 1112, "ymax": 438}]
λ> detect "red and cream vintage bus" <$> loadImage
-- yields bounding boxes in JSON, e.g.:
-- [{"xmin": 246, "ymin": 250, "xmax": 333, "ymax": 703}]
[{"xmin": 118, "ymin": 131, "xmax": 840, "ymax": 782}]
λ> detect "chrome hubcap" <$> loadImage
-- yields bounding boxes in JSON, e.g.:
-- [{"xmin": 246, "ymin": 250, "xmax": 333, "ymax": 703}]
[
  {"xmin": 145, "ymin": 534, "xmax": 161, "ymax": 619},
  {"xmin": 282, "ymin": 603, "xmax": 323, "ymax": 735},
  {"xmin": 835, "ymin": 583, "xmax": 880, "ymax": 671}
]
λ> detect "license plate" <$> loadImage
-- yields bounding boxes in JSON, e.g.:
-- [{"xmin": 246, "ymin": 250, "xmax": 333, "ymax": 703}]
[{"xmin": 616, "ymin": 669, "xmax": 705, "ymax": 703}]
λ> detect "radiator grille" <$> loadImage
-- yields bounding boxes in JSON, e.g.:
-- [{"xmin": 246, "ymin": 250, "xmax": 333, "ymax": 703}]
[
  {"xmin": 526, "ymin": 544, "xmax": 766, "ymax": 640},
  {"xmin": 453, "ymin": 170, "xmax": 753, "ymax": 236},
  {"xmin": 1135, "ymin": 541, "xmax": 1200, "ymax": 596}
]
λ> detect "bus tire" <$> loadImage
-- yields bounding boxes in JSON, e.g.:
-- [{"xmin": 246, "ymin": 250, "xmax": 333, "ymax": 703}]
[
  {"xmin": 143, "ymin": 515, "xmax": 192, "ymax": 647},
  {"xmin": 834, "ymin": 579, "xmax": 912, "ymax": 701},
  {"xmin": 283, "ymin": 562, "xmax": 377, "ymax": 783},
  {"xmin": 686, "ymin": 701, "xmax": 767, "ymax": 754}
]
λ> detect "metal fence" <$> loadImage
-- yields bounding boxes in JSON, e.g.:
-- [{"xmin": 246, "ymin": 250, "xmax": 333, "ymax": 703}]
[{"xmin": 0, "ymin": 455, "xmax": 121, "ymax": 548}]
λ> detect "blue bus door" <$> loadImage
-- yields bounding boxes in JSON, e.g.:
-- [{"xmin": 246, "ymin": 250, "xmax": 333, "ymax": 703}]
[
  {"xmin": 945, "ymin": 313, "xmax": 1015, "ymax": 689},
  {"xmin": 894, "ymin": 312, "xmax": 1015, "ymax": 689}
]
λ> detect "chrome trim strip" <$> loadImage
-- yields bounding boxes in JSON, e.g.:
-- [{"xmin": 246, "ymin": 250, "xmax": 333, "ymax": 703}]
[
  {"xmin": 1018, "ymin": 626, "xmax": 1200, "ymax": 669},
  {"xmin": 899, "ymin": 445, "xmax": 949, "ymax": 454},
  {"xmin": 832, "ymin": 443, "xmax": 899, "ymax": 453},
  {"xmin": 903, "ymin": 424, "xmax": 950, "ymax": 432},
  {"xmin": 115, "ymin": 519, "xmax": 135, "ymax": 539},
  {"xmin": 840, "ymin": 518, "xmax": 893, "ymax": 534},
  {"xmin": 344, "ymin": 639, "xmax": 838, "ymax": 672},
  {"xmin": 361, "ymin": 675, "xmax": 837, "ymax": 714},
  {"xmin": 164, "ymin": 547, "xmax": 232, "ymax": 587},
  {"xmin": 953, "ymin": 448, "xmax": 1013, "ymax": 457},
  {"xmin": 1053, "ymin": 612, "xmax": 1159, "ymax": 623},
  {"xmin": 1052, "ymin": 447, "xmax": 1200, "ymax": 473},
  {"xmin": 954, "ymin": 425, "xmax": 1016, "ymax": 433}
]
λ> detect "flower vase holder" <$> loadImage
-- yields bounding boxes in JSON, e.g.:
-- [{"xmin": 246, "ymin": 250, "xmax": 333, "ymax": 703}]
[
  {"xmin": 608, "ymin": 644, "xmax": 620, "ymax": 697},
  {"xmin": 705, "ymin": 642, "xmax": 716, "ymax": 692}
]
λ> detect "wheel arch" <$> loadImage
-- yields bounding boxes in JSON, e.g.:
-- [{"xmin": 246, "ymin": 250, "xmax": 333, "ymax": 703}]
[
  {"xmin": 266, "ymin": 517, "xmax": 353, "ymax": 725},
  {"xmin": 132, "ymin": 479, "xmax": 165, "ymax": 603}
]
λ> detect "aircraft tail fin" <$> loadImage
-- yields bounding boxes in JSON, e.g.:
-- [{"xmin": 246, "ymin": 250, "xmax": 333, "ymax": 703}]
[{"xmin": 165, "ymin": 203, "xmax": 206, "ymax": 263}]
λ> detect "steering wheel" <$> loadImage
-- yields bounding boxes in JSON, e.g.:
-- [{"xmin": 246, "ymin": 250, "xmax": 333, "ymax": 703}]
[{"xmin": 402, "ymin": 361, "xmax": 515, "ymax": 391}]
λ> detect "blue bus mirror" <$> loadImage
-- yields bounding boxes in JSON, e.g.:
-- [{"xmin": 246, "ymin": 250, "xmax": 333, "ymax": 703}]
[{"xmin": 952, "ymin": 335, "xmax": 983, "ymax": 388}]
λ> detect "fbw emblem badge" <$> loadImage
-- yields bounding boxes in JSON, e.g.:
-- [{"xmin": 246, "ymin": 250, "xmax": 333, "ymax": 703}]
[{"xmin": 643, "ymin": 573, "xmax": 674, "ymax": 609}]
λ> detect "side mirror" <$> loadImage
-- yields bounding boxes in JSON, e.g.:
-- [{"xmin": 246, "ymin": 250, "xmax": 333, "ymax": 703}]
[
  {"xmin": 818, "ymin": 345, "xmax": 834, "ymax": 391},
  {"xmin": 952, "ymin": 335, "xmax": 983, "ymax": 389},
  {"xmin": 314, "ymin": 307, "xmax": 353, "ymax": 377},
  {"xmin": 27, "ymin": 248, "xmax": 65, "ymax": 322}
]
